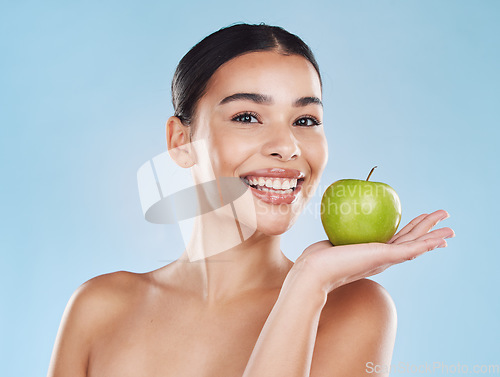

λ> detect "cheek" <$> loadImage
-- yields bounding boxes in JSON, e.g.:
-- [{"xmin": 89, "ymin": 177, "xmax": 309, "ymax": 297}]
[
  {"xmin": 302, "ymin": 140, "xmax": 327, "ymax": 200},
  {"xmin": 207, "ymin": 130, "xmax": 256, "ymax": 175},
  {"xmin": 318, "ymin": 140, "xmax": 329, "ymax": 171},
  {"xmin": 305, "ymin": 134, "xmax": 328, "ymax": 175}
]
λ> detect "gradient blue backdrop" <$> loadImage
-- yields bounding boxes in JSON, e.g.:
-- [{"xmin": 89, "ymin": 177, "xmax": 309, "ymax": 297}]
[{"xmin": 1, "ymin": 0, "xmax": 499, "ymax": 375}]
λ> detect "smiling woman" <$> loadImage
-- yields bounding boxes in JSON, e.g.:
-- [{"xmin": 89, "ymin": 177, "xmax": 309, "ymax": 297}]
[
  {"xmin": 47, "ymin": 23, "xmax": 454, "ymax": 377},
  {"xmin": 176, "ymin": 48, "xmax": 327, "ymax": 237}
]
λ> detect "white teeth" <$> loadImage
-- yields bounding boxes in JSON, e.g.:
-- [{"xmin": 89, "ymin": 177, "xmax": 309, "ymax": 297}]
[
  {"xmin": 242, "ymin": 176, "xmax": 301, "ymax": 192},
  {"xmin": 264, "ymin": 187, "xmax": 293, "ymax": 194}
]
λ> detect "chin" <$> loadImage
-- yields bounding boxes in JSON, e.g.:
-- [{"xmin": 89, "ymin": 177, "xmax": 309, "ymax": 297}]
[
  {"xmin": 231, "ymin": 182, "xmax": 310, "ymax": 237},
  {"xmin": 254, "ymin": 211, "xmax": 298, "ymax": 236}
]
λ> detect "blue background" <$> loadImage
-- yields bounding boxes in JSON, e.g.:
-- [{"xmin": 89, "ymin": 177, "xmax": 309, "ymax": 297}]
[{"xmin": 1, "ymin": 0, "xmax": 498, "ymax": 375}]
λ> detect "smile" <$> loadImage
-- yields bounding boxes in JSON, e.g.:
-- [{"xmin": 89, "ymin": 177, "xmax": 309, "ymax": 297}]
[
  {"xmin": 239, "ymin": 168, "xmax": 305, "ymax": 205},
  {"xmin": 242, "ymin": 176, "xmax": 298, "ymax": 194}
]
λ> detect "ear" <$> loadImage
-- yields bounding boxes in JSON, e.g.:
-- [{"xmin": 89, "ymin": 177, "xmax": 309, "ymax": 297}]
[{"xmin": 166, "ymin": 116, "xmax": 195, "ymax": 168}]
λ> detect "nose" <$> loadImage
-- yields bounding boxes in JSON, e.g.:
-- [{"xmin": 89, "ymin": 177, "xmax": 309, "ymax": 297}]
[{"xmin": 262, "ymin": 123, "xmax": 301, "ymax": 161}]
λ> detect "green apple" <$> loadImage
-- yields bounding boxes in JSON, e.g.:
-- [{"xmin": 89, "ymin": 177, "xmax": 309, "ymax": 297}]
[{"xmin": 320, "ymin": 167, "xmax": 402, "ymax": 245}]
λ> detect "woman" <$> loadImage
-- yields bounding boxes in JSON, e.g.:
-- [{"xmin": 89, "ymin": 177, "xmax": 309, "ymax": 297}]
[{"xmin": 47, "ymin": 23, "xmax": 454, "ymax": 377}]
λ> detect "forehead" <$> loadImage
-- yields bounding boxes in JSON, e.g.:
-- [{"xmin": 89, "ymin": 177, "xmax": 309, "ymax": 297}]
[{"xmin": 203, "ymin": 51, "xmax": 322, "ymax": 104}]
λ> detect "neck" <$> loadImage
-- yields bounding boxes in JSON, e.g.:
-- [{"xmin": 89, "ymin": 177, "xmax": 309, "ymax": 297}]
[
  {"xmin": 171, "ymin": 206, "xmax": 293, "ymax": 303},
  {"xmin": 179, "ymin": 234, "xmax": 291, "ymax": 302}
]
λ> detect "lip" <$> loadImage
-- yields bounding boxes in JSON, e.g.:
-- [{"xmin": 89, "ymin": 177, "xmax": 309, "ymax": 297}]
[
  {"xmin": 239, "ymin": 168, "xmax": 305, "ymax": 205},
  {"xmin": 239, "ymin": 168, "xmax": 305, "ymax": 180}
]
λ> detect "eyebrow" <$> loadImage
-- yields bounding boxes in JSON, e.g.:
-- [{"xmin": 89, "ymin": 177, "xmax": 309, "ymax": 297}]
[
  {"xmin": 294, "ymin": 96, "xmax": 323, "ymax": 108},
  {"xmin": 218, "ymin": 92, "xmax": 323, "ymax": 108}
]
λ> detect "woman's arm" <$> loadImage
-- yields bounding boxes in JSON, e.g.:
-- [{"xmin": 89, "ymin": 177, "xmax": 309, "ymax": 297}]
[
  {"xmin": 242, "ymin": 265, "xmax": 327, "ymax": 377},
  {"xmin": 47, "ymin": 283, "xmax": 94, "ymax": 377},
  {"xmin": 242, "ymin": 210, "xmax": 453, "ymax": 377},
  {"xmin": 243, "ymin": 268, "xmax": 396, "ymax": 377},
  {"xmin": 309, "ymin": 279, "xmax": 397, "ymax": 376},
  {"xmin": 47, "ymin": 271, "xmax": 132, "ymax": 377}
]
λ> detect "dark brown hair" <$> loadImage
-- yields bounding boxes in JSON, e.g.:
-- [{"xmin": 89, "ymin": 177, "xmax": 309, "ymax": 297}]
[{"xmin": 171, "ymin": 23, "xmax": 322, "ymax": 127}]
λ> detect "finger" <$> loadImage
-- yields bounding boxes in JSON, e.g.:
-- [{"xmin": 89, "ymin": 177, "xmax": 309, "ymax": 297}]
[
  {"xmin": 388, "ymin": 213, "xmax": 428, "ymax": 243},
  {"xmin": 389, "ymin": 237, "xmax": 447, "ymax": 264},
  {"xmin": 392, "ymin": 210, "xmax": 450, "ymax": 244},
  {"xmin": 415, "ymin": 227, "xmax": 455, "ymax": 242},
  {"xmin": 332, "ymin": 238, "xmax": 445, "ymax": 281}
]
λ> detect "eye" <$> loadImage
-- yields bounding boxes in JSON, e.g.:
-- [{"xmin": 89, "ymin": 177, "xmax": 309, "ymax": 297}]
[
  {"xmin": 294, "ymin": 116, "xmax": 321, "ymax": 127},
  {"xmin": 231, "ymin": 112, "xmax": 260, "ymax": 123}
]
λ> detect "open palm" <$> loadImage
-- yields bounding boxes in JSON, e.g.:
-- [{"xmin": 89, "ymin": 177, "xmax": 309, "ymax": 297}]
[{"xmin": 295, "ymin": 210, "xmax": 455, "ymax": 294}]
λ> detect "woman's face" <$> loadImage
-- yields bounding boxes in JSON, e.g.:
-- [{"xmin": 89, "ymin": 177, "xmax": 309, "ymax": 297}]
[{"xmin": 190, "ymin": 50, "xmax": 328, "ymax": 236}]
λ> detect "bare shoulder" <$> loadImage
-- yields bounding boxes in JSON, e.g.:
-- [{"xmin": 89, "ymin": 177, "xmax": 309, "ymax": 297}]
[
  {"xmin": 311, "ymin": 279, "xmax": 397, "ymax": 377},
  {"xmin": 47, "ymin": 271, "xmax": 147, "ymax": 377},
  {"xmin": 69, "ymin": 270, "xmax": 145, "ymax": 322},
  {"xmin": 78, "ymin": 270, "xmax": 145, "ymax": 303},
  {"xmin": 322, "ymin": 278, "xmax": 397, "ymax": 324}
]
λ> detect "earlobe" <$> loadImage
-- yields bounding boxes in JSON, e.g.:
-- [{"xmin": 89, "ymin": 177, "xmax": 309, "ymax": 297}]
[{"xmin": 166, "ymin": 116, "xmax": 195, "ymax": 168}]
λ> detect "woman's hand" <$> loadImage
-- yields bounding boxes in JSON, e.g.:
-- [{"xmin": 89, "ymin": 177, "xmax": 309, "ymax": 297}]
[{"xmin": 291, "ymin": 209, "xmax": 455, "ymax": 295}]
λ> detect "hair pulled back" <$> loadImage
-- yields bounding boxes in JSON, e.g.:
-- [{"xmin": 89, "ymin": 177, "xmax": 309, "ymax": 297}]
[{"xmin": 171, "ymin": 23, "xmax": 321, "ymax": 127}]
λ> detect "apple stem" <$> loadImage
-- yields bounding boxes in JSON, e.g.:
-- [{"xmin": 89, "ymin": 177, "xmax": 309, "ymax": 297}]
[{"xmin": 366, "ymin": 166, "xmax": 378, "ymax": 181}]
